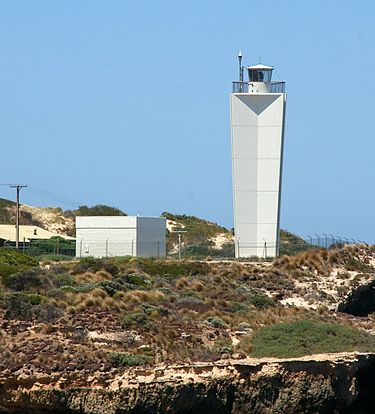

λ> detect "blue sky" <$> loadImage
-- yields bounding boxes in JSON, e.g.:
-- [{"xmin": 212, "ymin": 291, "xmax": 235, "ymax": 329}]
[{"xmin": 0, "ymin": 1, "xmax": 375, "ymax": 242}]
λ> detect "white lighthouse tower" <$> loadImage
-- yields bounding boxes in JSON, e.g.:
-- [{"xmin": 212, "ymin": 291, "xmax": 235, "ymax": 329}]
[{"xmin": 230, "ymin": 54, "xmax": 286, "ymax": 258}]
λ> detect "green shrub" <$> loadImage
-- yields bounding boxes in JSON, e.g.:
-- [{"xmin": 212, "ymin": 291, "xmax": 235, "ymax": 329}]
[
  {"xmin": 33, "ymin": 303, "xmax": 63, "ymax": 322},
  {"xmin": 111, "ymin": 352, "xmax": 152, "ymax": 367},
  {"xmin": 4, "ymin": 292, "xmax": 62, "ymax": 321},
  {"xmin": 121, "ymin": 312, "xmax": 150, "ymax": 329},
  {"xmin": 123, "ymin": 274, "xmax": 150, "ymax": 288},
  {"xmin": 64, "ymin": 282, "xmax": 97, "ymax": 293},
  {"xmin": 140, "ymin": 303, "xmax": 170, "ymax": 317},
  {"xmin": 28, "ymin": 293, "xmax": 42, "ymax": 305},
  {"xmin": 214, "ymin": 338, "xmax": 233, "ymax": 355},
  {"xmin": 247, "ymin": 292, "xmax": 275, "ymax": 309},
  {"xmin": 238, "ymin": 322, "xmax": 252, "ymax": 331},
  {"xmin": 3, "ymin": 268, "xmax": 51, "ymax": 292},
  {"xmin": 345, "ymin": 259, "xmax": 375, "ymax": 273},
  {"xmin": 205, "ymin": 316, "xmax": 227, "ymax": 329},
  {"xmin": 55, "ymin": 274, "xmax": 76, "ymax": 287},
  {"xmin": 227, "ymin": 301, "xmax": 248, "ymax": 313},
  {"xmin": 4, "ymin": 293, "xmax": 33, "ymax": 320},
  {"xmin": 0, "ymin": 248, "xmax": 38, "ymax": 280},
  {"xmin": 181, "ymin": 290, "xmax": 201, "ymax": 299},
  {"xmin": 98, "ymin": 279, "xmax": 126, "ymax": 296},
  {"xmin": 251, "ymin": 320, "xmax": 375, "ymax": 358},
  {"xmin": 72, "ymin": 257, "xmax": 118, "ymax": 275},
  {"xmin": 72, "ymin": 257, "xmax": 103, "ymax": 274}
]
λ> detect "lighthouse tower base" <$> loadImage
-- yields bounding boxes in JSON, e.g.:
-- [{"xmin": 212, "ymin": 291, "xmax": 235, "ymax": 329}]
[{"xmin": 230, "ymin": 91, "xmax": 286, "ymax": 259}]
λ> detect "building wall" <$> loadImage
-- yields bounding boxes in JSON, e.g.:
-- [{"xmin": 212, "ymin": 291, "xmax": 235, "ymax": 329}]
[
  {"xmin": 136, "ymin": 217, "xmax": 166, "ymax": 257},
  {"xmin": 75, "ymin": 216, "xmax": 166, "ymax": 258},
  {"xmin": 230, "ymin": 92, "xmax": 286, "ymax": 258},
  {"xmin": 75, "ymin": 216, "xmax": 137, "ymax": 258}
]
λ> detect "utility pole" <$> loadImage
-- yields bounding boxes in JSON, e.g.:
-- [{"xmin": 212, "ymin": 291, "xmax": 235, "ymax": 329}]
[
  {"xmin": 171, "ymin": 229, "xmax": 187, "ymax": 259},
  {"xmin": 9, "ymin": 184, "xmax": 27, "ymax": 250}
]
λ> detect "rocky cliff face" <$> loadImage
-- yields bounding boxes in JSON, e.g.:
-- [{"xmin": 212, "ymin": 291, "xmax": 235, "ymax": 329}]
[{"xmin": 1, "ymin": 353, "xmax": 375, "ymax": 414}]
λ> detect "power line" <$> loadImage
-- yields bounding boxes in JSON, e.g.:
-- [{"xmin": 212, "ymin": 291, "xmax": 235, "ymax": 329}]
[
  {"xmin": 26, "ymin": 185, "xmax": 82, "ymax": 209},
  {"xmin": 1, "ymin": 183, "xmax": 81, "ymax": 209}
]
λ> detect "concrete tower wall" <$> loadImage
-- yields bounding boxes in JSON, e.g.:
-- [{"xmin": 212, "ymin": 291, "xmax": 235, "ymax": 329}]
[{"xmin": 230, "ymin": 92, "xmax": 286, "ymax": 258}]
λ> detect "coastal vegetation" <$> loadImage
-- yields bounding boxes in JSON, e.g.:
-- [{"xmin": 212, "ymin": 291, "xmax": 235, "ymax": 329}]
[
  {"xmin": 251, "ymin": 320, "xmax": 375, "ymax": 358},
  {"xmin": 0, "ymin": 244, "xmax": 375, "ymax": 374}
]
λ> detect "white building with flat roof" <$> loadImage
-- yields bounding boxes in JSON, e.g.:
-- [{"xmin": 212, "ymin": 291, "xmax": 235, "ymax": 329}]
[
  {"xmin": 75, "ymin": 216, "xmax": 166, "ymax": 258},
  {"xmin": 230, "ymin": 55, "xmax": 286, "ymax": 258}
]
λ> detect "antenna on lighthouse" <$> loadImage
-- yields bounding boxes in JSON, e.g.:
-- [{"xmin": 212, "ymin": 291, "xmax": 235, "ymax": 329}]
[{"xmin": 238, "ymin": 51, "xmax": 243, "ymax": 82}]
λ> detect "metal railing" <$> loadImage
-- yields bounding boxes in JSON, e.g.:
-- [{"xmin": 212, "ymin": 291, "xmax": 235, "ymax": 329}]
[{"xmin": 232, "ymin": 81, "xmax": 286, "ymax": 94}]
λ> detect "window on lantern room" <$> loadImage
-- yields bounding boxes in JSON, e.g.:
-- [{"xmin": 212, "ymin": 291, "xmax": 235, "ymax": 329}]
[{"xmin": 249, "ymin": 70, "xmax": 273, "ymax": 82}]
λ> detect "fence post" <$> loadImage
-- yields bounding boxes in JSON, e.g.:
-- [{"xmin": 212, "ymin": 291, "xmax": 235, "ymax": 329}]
[
  {"xmin": 105, "ymin": 239, "xmax": 108, "ymax": 258},
  {"xmin": 131, "ymin": 239, "xmax": 134, "ymax": 257},
  {"xmin": 79, "ymin": 240, "xmax": 82, "ymax": 258},
  {"xmin": 157, "ymin": 241, "xmax": 160, "ymax": 258}
]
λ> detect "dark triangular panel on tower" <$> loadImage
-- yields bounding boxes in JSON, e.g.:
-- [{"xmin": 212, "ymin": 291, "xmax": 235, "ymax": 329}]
[{"xmin": 237, "ymin": 95, "xmax": 279, "ymax": 115}]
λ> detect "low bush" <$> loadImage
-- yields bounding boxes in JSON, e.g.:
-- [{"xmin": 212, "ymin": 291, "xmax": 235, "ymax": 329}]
[
  {"xmin": 345, "ymin": 259, "xmax": 375, "ymax": 273},
  {"xmin": 247, "ymin": 292, "xmax": 275, "ymax": 309},
  {"xmin": 0, "ymin": 248, "xmax": 38, "ymax": 280},
  {"xmin": 227, "ymin": 301, "xmax": 248, "ymax": 313},
  {"xmin": 4, "ymin": 292, "xmax": 33, "ymax": 320},
  {"xmin": 28, "ymin": 293, "xmax": 42, "ymax": 305},
  {"xmin": 4, "ymin": 292, "xmax": 62, "ymax": 321},
  {"xmin": 54, "ymin": 274, "xmax": 76, "ymax": 287},
  {"xmin": 3, "ymin": 268, "xmax": 51, "ymax": 292},
  {"xmin": 140, "ymin": 303, "xmax": 170, "ymax": 317},
  {"xmin": 111, "ymin": 352, "xmax": 152, "ymax": 367},
  {"xmin": 98, "ymin": 279, "xmax": 126, "ymax": 296},
  {"xmin": 72, "ymin": 257, "xmax": 118, "ymax": 276},
  {"xmin": 238, "ymin": 322, "xmax": 252, "ymax": 331},
  {"xmin": 123, "ymin": 274, "xmax": 150, "ymax": 288},
  {"xmin": 121, "ymin": 312, "xmax": 150, "ymax": 329},
  {"xmin": 251, "ymin": 320, "xmax": 375, "ymax": 358},
  {"xmin": 33, "ymin": 303, "xmax": 64, "ymax": 322},
  {"xmin": 214, "ymin": 338, "xmax": 233, "ymax": 355},
  {"xmin": 205, "ymin": 316, "xmax": 227, "ymax": 329}
]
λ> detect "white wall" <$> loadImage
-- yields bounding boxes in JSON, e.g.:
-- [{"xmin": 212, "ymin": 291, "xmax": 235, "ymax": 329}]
[
  {"xmin": 75, "ymin": 216, "xmax": 166, "ymax": 258},
  {"xmin": 230, "ymin": 92, "xmax": 286, "ymax": 258}
]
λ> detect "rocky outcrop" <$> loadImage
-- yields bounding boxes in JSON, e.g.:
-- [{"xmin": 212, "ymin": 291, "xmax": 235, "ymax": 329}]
[
  {"xmin": 1, "ymin": 353, "xmax": 375, "ymax": 413},
  {"xmin": 338, "ymin": 280, "xmax": 375, "ymax": 316}
]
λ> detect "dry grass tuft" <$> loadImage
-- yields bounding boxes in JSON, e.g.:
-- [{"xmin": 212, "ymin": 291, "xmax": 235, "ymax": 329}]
[
  {"xmin": 176, "ymin": 277, "xmax": 189, "ymax": 289},
  {"xmin": 91, "ymin": 288, "xmax": 108, "ymax": 299}
]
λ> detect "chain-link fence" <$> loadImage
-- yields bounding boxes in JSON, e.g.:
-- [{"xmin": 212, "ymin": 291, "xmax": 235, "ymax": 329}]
[
  {"xmin": 4, "ymin": 238, "xmax": 76, "ymax": 258},
  {"xmin": 76, "ymin": 240, "xmax": 166, "ymax": 259},
  {"xmin": 2, "ymin": 235, "xmax": 367, "ymax": 260}
]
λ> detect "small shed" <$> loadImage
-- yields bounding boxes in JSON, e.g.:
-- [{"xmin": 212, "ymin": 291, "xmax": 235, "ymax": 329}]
[{"xmin": 75, "ymin": 216, "xmax": 166, "ymax": 258}]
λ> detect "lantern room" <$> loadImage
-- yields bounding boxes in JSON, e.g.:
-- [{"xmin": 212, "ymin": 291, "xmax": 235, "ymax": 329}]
[{"xmin": 247, "ymin": 63, "xmax": 274, "ymax": 83}]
